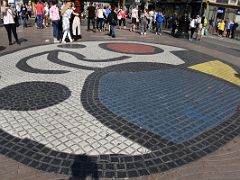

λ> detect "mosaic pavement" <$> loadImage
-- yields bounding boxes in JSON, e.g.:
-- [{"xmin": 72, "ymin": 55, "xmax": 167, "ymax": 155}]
[{"xmin": 0, "ymin": 41, "xmax": 240, "ymax": 179}]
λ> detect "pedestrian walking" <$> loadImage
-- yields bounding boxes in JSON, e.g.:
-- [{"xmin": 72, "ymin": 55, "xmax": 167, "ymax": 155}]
[
  {"xmin": 189, "ymin": 16, "xmax": 197, "ymax": 40},
  {"xmin": 35, "ymin": 0, "xmax": 44, "ymax": 29},
  {"xmin": 218, "ymin": 19, "xmax": 225, "ymax": 37},
  {"xmin": 130, "ymin": 5, "xmax": 138, "ymax": 32},
  {"xmin": 108, "ymin": 6, "xmax": 117, "ymax": 38},
  {"xmin": 44, "ymin": 2, "xmax": 50, "ymax": 27},
  {"xmin": 21, "ymin": 4, "xmax": 29, "ymax": 28},
  {"xmin": 61, "ymin": 2, "xmax": 73, "ymax": 43},
  {"xmin": 226, "ymin": 20, "xmax": 234, "ymax": 38},
  {"xmin": 118, "ymin": 7, "xmax": 126, "ymax": 30},
  {"xmin": 72, "ymin": 3, "xmax": 81, "ymax": 41},
  {"xmin": 49, "ymin": 0, "xmax": 60, "ymax": 43},
  {"xmin": 96, "ymin": 4, "xmax": 104, "ymax": 32},
  {"xmin": 155, "ymin": 11, "xmax": 165, "ymax": 35},
  {"xmin": 87, "ymin": 2, "xmax": 96, "ymax": 31},
  {"xmin": 231, "ymin": 20, "xmax": 239, "ymax": 39},
  {"xmin": 27, "ymin": 3, "xmax": 32, "ymax": 18},
  {"xmin": 169, "ymin": 13, "xmax": 178, "ymax": 36},
  {"xmin": 1, "ymin": 0, "xmax": 20, "ymax": 45},
  {"xmin": 140, "ymin": 9, "xmax": 149, "ymax": 36},
  {"xmin": 195, "ymin": 15, "xmax": 203, "ymax": 40}
]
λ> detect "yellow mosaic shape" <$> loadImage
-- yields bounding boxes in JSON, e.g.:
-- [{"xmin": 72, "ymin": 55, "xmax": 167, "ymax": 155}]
[{"xmin": 189, "ymin": 60, "xmax": 240, "ymax": 86}]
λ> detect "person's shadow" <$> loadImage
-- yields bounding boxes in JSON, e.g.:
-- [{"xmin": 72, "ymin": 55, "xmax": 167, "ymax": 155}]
[{"xmin": 69, "ymin": 154, "xmax": 99, "ymax": 180}]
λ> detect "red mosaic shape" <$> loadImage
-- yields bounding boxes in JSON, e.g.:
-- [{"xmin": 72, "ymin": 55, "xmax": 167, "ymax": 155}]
[{"xmin": 101, "ymin": 43, "xmax": 163, "ymax": 55}]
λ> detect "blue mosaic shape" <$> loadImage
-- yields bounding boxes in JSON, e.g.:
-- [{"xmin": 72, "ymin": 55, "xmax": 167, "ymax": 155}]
[{"xmin": 99, "ymin": 69, "xmax": 240, "ymax": 144}]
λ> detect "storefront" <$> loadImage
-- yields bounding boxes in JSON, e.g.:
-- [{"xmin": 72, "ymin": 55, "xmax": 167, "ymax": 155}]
[{"xmin": 207, "ymin": 2, "xmax": 240, "ymax": 27}]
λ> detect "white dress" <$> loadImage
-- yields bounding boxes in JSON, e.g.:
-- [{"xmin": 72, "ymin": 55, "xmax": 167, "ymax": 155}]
[{"xmin": 62, "ymin": 9, "xmax": 72, "ymax": 32}]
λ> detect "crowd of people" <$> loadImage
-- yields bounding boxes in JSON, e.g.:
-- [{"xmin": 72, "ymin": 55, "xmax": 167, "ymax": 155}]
[{"xmin": 1, "ymin": 0, "xmax": 239, "ymax": 45}]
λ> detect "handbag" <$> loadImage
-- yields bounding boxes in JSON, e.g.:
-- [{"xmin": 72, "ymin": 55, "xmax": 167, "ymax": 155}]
[{"xmin": 14, "ymin": 15, "xmax": 20, "ymax": 27}]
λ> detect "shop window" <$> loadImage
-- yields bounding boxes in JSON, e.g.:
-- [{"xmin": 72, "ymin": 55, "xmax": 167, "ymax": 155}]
[
  {"xmin": 216, "ymin": 0, "xmax": 229, "ymax": 4},
  {"xmin": 229, "ymin": 0, "xmax": 237, "ymax": 4}
]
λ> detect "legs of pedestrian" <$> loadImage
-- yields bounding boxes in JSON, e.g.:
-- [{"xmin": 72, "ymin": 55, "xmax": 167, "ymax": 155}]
[
  {"xmin": 87, "ymin": 18, "xmax": 90, "ymax": 30},
  {"xmin": 37, "ymin": 15, "xmax": 43, "ymax": 29},
  {"xmin": 11, "ymin": 24, "xmax": 20, "ymax": 44},
  {"xmin": 4, "ymin": 24, "xmax": 12, "ymax": 45},
  {"xmin": 110, "ymin": 25, "xmax": 115, "ymax": 37}
]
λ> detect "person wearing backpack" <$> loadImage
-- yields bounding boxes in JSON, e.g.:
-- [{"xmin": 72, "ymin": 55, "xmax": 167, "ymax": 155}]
[{"xmin": 108, "ymin": 6, "xmax": 117, "ymax": 38}]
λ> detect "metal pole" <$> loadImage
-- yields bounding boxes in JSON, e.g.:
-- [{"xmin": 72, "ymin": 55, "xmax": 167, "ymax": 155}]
[{"xmin": 200, "ymin": 0, "xmax": 203, "ymax": 16}]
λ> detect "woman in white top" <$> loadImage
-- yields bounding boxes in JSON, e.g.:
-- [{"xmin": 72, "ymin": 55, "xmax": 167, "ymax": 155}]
[
  {"xmin": 1, "ymin": 1, "xmax": 20, "ymax": 45},
  {"xmin": 61, "ymin": 2, "xmax": 73, "ymax": 43},
  {"xmin": 130, "ymin": 5, "xmax": 138, "ymax": 32},
  {"xmin": 96, "ymin": 5, "xmax": 104, "ymax": 32}
]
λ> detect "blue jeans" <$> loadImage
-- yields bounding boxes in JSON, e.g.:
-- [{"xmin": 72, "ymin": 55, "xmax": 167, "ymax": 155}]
[
  {"xmin": 156, "ymin": 22, "xmax": 163, "ymax": 34},
  {"xmin": 110, "ymin": 25, "xmax": 115, "ymax": 37},
  {"xmin": 52, "ymin": 20, "xmax": 59, "ymax": 39},
  {"xmin": 37, "ymin": 14, "xmax": 43, "ymax": 29},
  {"xmin": 22, "ymin": 17, "xmax": 27, "ymax": 27}
]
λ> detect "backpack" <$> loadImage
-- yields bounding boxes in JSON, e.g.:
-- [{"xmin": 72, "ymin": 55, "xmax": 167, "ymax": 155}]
[{"xmin": 108, "ymin": 12, "xmax": 117, "ymax": 26}]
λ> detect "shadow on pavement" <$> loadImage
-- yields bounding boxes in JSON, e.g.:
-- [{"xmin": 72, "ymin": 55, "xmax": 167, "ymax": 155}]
[
  {"xmin": 0, "ymin": 46, "xmax": 6, "ymax": 51},
  {"xmin": 19, "ymin": 38, "xmax": 28, "ymax": 43},
  {"xmin": 70, "ymin": 154, "xmax": 99, "ymax": 180}
]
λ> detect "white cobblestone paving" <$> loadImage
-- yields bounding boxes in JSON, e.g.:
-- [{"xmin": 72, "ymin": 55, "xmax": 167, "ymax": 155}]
[{"xmin": 0, "ymin": 41, "xmax": 185, "ymax": 155}]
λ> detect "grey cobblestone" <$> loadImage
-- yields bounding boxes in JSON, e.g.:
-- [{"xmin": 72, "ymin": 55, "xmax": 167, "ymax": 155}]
[{"xmin": 1, "ymin": 40, "xmax": 240, "ymax": 178}]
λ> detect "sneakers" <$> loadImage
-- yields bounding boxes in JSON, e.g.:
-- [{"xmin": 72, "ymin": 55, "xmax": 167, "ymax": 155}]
[
  {"xmin": 53, "ymin": 38, "xmax": 59, "ymax": 43},
  {"xmin": 144, "ymin": 32, "xmax": 146, "ymax": 36}
]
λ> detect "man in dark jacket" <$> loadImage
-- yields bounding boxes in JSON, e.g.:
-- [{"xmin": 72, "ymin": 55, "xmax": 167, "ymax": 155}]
[
  {"xmin": 107, "ymin": 6, "xmax": 117, "ymax": 38},
  {"xmin": 87, "ymin": 2, "xmax": 96, "ymax": 31},
  {"xmin": 231, "ymin": 20, "xmax": 239, "ymax": 39}
]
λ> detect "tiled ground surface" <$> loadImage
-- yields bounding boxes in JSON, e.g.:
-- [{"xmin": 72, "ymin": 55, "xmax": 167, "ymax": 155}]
[{"xmin": 0, "ymin": 20, "xmax": 240, "ymax": 179}]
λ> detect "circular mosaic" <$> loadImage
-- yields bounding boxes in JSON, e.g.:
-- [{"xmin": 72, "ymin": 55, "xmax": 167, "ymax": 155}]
[
  {"xmin": 99, "ymin": 42, "xmax": 164, "ymax": 55},
  {"xmin": 0, "ymin": 41, "xmax": 240, "ymax": 179},
  {"xmin": 0, "ymin": 81, "xmax": 71, "ymax": 111}
]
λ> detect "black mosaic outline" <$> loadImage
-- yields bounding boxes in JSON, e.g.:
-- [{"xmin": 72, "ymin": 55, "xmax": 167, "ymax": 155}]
[
  {"xmin": 16, "ymin": 51, "xmax": 70, "ymax": 74},
  {"xmin": 16, "ymin": 50, "xmax": 130, "ymax": 74},
  {"xmin": 57, "ymin": 44, "xmax": 87, "ymax": 49},
  {"xmin": 0, "ymin": 81, "xmax": 71, "ymax": 111},
  {"xmin": 1, "ymin": 47, "xmax": 240, "ymax": 178},
  {"xmin": 80, "ymin": 61, "xmax": 240, "ymax": 178},
  {"xmin": 99, "ymin": 42, "xmax": 164, "ymax": 55},
  {"xmin": 171, "ymin": 50, "xmax": 240, "ymax": 76}
]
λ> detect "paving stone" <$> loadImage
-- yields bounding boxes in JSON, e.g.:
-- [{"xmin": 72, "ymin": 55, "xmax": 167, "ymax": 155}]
[{"xmin": 1, "ymin": 41, "xmax": 240, "ymax": 179}]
